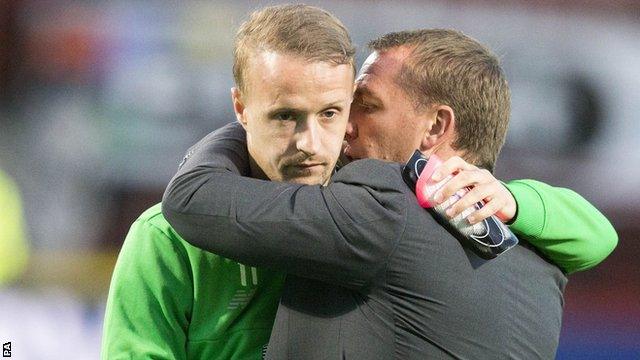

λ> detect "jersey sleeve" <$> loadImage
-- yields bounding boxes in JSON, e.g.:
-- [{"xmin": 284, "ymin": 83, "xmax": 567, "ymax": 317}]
[
  {"xmin": 101, "ymin": 219, "xmax": 193, "ymax": 359},
  {"xmin": 504, "ymin": 179, "xmax": 618, "ymax": 274},
  {"xmin": 162, "ymin": 124, "xmax": 407, "ymax": 290}
]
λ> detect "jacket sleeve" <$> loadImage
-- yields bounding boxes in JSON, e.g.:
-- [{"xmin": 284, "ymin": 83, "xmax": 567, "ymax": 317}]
[
  {"xmin": 101, "ymin": 220, "xmax": 192, "ymax": 359},
  {"xmin": 162, "ymin": 123, "xmax": 407, "ymax": 290},
  {"xmin": 504, "ymin": 179, "xmax": 618, "ymax": 274}
]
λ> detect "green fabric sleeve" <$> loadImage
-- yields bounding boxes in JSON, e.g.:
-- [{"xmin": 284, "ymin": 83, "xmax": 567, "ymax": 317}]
[
  {"xmin": 101, "ymin": 219, "xmax": 193, "ymax": 359},
  {"xmin": 505, "ymin": 179, "xmax": 617, "ymax": 274}
]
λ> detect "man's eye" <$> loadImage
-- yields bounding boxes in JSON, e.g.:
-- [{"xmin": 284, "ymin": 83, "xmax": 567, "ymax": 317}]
[
  {"xmin": 321, "ymin": 110, "xmax": 338, "ymax": 119},
  {"xmin": 275, "ymin": 112, "xmax": 295, "ymax": 121},
  {"xmin": 355, "ymin": 101, "xmax": 375, "ymax": 112}
]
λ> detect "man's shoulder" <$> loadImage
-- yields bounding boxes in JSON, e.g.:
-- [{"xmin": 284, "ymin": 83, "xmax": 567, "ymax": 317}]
[
  {"xmin": 129, "ymin": 203, "xmax": 204, "ymax": 255},
  {"xmin": 178, "ymin": 122, "xmax": 249, "ymax": 175},
  {"xmin": 333, "ymin": 159, "xmax": 407, "ymax": 191},
  {"xmin": 131, "ymin": 203, "xmax": 184, "ymax": 243},
  {"xmin": 337, "ymin": 158, "xmax": 404, "ymax": 173},
  {"xmin": 136, "ymin": 203, "xmax": 170, "ymax": 229},
  {"xmin": 132, "ymin": 204, "xmax": 265, "ymax": 268}
]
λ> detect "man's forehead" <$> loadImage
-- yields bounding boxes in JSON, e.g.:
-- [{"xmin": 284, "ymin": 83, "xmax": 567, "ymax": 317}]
[
  {"xmin": 355, "ymin": 47, "xmax": 414, "ymax": 100},
  {"xmin": 266, "ymin": 89, "xmax": 351, "ymax": 108},
  {"xmin": 357, "ymin": 47, "xmax": 413, "ymax": 80},
  {"xmin": 251, "ymin": 50, "xmax": 352, "ymax": 77},
  {"xmin": 246, "ymin": 50, "xmax": 353, "ymax": 98},
  {"xmin": 353, "ymin": 85, "xmax": 377, "ymax": 100}
]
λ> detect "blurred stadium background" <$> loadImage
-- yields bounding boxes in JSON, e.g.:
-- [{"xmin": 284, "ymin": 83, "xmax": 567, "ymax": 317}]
[{"xmin": 0, "ymin": 0, "xmax": 638, "ymax": 358}]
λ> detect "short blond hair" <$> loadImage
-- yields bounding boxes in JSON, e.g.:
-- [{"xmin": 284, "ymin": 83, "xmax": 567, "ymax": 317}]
[
  {"xmin": 369, "ymin": 29, "xmax": 510, "ymax": 172},
  {"xmin": 233, "ymin": 4, "xmax": 356, "ymax": 94}
]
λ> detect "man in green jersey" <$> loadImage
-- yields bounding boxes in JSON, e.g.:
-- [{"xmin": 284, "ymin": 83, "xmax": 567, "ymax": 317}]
[{"xmin": 102, "ymin": 5, "xmax": 617, "ymax": 359}]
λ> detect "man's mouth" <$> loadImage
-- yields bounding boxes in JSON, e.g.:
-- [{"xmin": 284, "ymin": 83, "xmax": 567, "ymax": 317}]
[
  {"xmin": 295, "ymin": 163, "xmax": 324, "ymax": 168},
  {"xmin": 287, "ymin": 162, "xmax": 325, "ymax": 172}
]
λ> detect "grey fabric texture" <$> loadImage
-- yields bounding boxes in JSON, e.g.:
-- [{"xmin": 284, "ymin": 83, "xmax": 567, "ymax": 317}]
[{"xmin": 162, "ymin": 122, "xmax": 567, "ymax": 359}]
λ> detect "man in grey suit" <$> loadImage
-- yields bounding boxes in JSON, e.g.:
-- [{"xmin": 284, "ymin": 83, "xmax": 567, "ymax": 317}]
[{"xmin": 162, "ymin": 7, "xmax": 615, "ymax": 359}]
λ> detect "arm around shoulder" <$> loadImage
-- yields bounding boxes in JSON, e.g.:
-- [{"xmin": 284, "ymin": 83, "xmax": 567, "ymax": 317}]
[{"xmin": 162, "ymin": 156, "xmax": 408, "ymax": 289}]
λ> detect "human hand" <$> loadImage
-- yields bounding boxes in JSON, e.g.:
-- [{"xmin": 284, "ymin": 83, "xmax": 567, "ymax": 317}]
[{"xmin": 430, "ymin": 156, "xmax": 516, "ymax": 224}]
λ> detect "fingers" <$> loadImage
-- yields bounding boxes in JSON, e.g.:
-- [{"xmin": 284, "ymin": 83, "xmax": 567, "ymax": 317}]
[
  {"xmin": 433, "ymin": 167, "xmax": 492, "ymax": 204},
  {"xmin": 444, "ymin": 183, "xmax": 504, "ymax": 224},
  {"xmin": 431, "ymin": 156, "xmax": 477, "ymax": 182},
  {"xmin": 467, "ymin": 199, "xmax": 504, "ymax": 224},
  {"xmin": 437, "ymin": 176, "xmax": 516, "ymax": 224},
  {"xmin": 444, "ymin": 184, "xmax": 491, "ymax": 218},
  {"xmin": 427, "ymin": 156, "xmax": 516, "ymax": 224}
]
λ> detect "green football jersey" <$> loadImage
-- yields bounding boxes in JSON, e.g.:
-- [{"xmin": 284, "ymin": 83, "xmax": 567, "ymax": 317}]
[{"xmin": 101, "ymin": 204, "xmax": 285, "ymax": 359}]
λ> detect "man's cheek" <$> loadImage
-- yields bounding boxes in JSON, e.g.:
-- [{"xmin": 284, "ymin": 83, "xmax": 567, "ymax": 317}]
[{"xmin": 329, "ymin": 138, "xmax": 345, "ymax": 157}]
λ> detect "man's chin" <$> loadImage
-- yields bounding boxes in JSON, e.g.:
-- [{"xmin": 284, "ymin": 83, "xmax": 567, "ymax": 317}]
[
  {"xmin": 285, "ymin": 175, "xmax": 328, "ymax": 186},
  {"xmin": 281, "ymin": 164, "xmax": 333, "ymax": 185}
]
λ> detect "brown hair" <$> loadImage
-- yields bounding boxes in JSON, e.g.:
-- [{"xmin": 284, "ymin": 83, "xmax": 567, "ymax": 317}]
[
  {"xmin": 233, "ymin": 4, "xmax": 356, "ymax": 95},
  {"xmin": 369, "ymin": 29, "xmax": 510, "ymax": 171}
]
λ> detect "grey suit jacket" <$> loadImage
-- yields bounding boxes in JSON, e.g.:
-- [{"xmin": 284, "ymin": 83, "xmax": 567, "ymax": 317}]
[{"xmin": 162, "ymin": 123, "xmax": 567, "ymax": 359}]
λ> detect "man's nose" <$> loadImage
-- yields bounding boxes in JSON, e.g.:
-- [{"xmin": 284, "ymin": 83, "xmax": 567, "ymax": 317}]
[{"xmin": 296, "ymin": 118, "xmax": 320, "ymax": 156}]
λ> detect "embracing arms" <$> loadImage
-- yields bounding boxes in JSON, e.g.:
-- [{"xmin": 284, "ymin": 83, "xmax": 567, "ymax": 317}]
[
  {"xmin": 163, "ymin": 123, "xmax": 617, "ymax": 280},
  {"xmin": 163, "ymin": 124, "xmax": 407, "ymax": 289},
  {"xmin": 424, "ymin": 156, "xmax": 617, "ymax": 274}
]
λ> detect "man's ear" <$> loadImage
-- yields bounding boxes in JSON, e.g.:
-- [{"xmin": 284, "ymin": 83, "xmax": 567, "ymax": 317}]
[
  {"xmin": 231, "ymin": 87, "xmax": 248, "ymax": 129},
  {"xmin": 419, "ymin": 105, "xmax": 455, "ymax": 153}
]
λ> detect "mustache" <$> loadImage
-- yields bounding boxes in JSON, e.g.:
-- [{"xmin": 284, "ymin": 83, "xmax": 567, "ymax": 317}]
[{"xmin": 281, "ymin": 152, "xmax": 325, "ymax": 167}]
